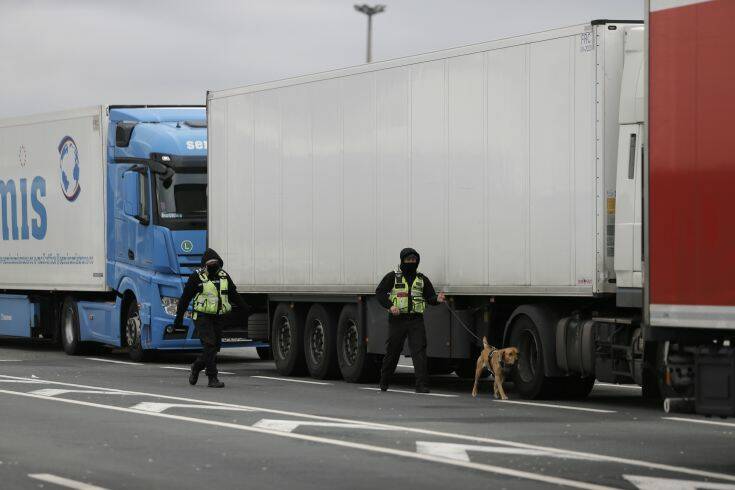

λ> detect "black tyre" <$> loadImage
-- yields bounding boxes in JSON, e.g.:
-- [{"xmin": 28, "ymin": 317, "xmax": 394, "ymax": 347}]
[
  {"xmin": 556, "ymin": 376, "xmax": 596, "ymax": 399},
  {"xmin": 304, "ymin": 304, "xmax": 340, "ymax": 379},
  {"xmin": 509, "ymin": 314, "xmax": 554, "ymax": 399},
  {"xmin": 336, "ymin": 304, "xmax": 379, "ymax": 383},
  {"xmin": 60, "ymin": 296, "xmax": 85, "ymax": 355},
  {"xmin": 256, "ymin": 347, "xmax": 273, "ymax": 360},
  {"xmin": 272, "ymin": 303, "xmax": 307, "ymax": 376},
  {"xmin": 124, "ymin": 300, "xmax": 153, "ymax": 362}
]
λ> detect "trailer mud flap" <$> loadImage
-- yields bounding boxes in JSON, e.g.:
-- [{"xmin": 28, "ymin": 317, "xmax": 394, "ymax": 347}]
[{"xmin": 696, "ymin": 347, "xmax": 735, "ymax": 417}]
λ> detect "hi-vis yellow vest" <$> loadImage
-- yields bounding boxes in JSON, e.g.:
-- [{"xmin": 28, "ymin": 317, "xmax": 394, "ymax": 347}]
[
  {"xmin": 389, "ymin": 272, "xmax": 426, "ymax": 314},
  {"xmin": 193, "ymin": 269, "xmax": 232, "ymax": 318}
]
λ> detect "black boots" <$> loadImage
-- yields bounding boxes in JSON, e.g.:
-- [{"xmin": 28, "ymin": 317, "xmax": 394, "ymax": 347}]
[
  {"xmin": 189, "ymin": 367, "xmax": 223, "ymax": 388},
  {"xmin": 189, "ymin": 366, "xmax": 201, "ymax": 385}
]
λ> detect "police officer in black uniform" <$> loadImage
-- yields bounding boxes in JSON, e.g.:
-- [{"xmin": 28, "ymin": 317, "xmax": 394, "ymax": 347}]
[
  {"xmin": 174, "ymin": 248, "xmax": 250, "ymax": 388},
  {"xmin": 375, "ymin": 248, "xmax": 445, "ymax": 393}
]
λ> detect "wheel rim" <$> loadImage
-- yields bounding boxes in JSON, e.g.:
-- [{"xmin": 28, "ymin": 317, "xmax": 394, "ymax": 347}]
[
  {"xmin": 63, "ymin": 306, "xmax": 75, "ymax": 346},
  {"xmin": 517, "ymin": 329, "xmax": 539, "ymax": 384},
  {"xmin": 277, "ymin": 316, "xmax": 292, "ymax": 360},
  {"xmin": 126, "ymin": 307, "xmax": 141, "ymax": 349},
  {"xmin": 342, "ymin": 320, "xmax": 359, "ymax": 367},
  {"xmin": 309, "ymin": 319, "xmax": 325, "ymax": 366}
]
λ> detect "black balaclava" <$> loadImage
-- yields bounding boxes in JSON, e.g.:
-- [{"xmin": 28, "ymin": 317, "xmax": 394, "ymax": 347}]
[
  {"xmin": 201, "ymin": 248, "xmax": 224, "ymax": 279},
  {"xmin": 206, "ymin": 262, "xmax": 220, "ymax": 278},
  {"xmin": 399, "ymin": 247, "xmax": 420, "ymax": 279}
]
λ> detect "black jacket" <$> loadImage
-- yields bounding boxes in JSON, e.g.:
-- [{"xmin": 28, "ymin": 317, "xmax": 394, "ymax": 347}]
[
  {"xmin": 174, "ymin": 248, "xmax": 249, "ymax": 325},
  {"xmin": 375, "ymin": 271, "xmax": 439, "ymax": 312}
]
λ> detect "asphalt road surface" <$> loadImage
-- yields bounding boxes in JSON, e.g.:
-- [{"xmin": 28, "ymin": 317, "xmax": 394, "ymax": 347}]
[{"xmin": 1, "ymin": 342, "xmax": 734, "ymax": 490}]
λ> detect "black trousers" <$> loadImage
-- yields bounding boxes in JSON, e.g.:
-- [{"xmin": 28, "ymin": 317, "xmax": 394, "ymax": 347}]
[
  {"xmin": 380, "ymin": 315, "xmax": 429, "ymax": 388},
  {"xmin": 192, "ymin": 314, "xmax": 223, "ymax": 377}
]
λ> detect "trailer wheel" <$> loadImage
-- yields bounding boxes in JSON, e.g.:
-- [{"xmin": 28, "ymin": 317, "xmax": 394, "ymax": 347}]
[
  {"xmin": 256, "ymin": 347, "xmax": 273, "ymax": 360},
  {"xmin": 509, "ymin": 314, "xmax": 554, "ymax": 399},
  {"xmin": 125, "ymin": 300, "xmax": 153, "ymax": 362},
  {"xmin": 272, "ymin": 303, "xmax": 307, "ymax": 376},
  {"xmin": 61, "ymin": 297, "xmax": 85, "ymax": 355},
  {"xmin": 336, "ymin": 304, "xmax": 378, "ymax": 383},
  {"xmin": 304, "ymin": 304, "xmax": 340, "ymax": 379}
]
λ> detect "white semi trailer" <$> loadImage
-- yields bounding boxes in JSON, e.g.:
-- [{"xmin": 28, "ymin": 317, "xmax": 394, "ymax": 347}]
[{"xmin": 207, "ymin": 21, "xmax": 651, "ymax": 398}]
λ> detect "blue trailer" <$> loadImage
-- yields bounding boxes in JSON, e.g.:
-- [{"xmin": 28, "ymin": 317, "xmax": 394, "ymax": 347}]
[{"xmin": 0, "ymin": 106, "xmax": 265, "ymax": 360}]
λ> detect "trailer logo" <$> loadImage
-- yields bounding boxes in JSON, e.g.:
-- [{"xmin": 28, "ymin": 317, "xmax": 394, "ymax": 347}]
[
  {"xmin": 181, "ymin": 240, "xmax": 194, "ymax": 253},
  {"xmin": 58, "ymin": 136, "xmax": 81, "ymax": 202}
]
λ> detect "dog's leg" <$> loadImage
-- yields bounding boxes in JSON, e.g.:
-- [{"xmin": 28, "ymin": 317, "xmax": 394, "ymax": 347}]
[
  {"xmin": 471, "ymin": 356, "xmax": 484, "ymax": 398},
  {"xmin": 496, "ymin": 370, "xmax": 508, "ymax": 400},
  {"xmin": 491, "ymin": 354, "xmax": 506, "ymax": 400}
]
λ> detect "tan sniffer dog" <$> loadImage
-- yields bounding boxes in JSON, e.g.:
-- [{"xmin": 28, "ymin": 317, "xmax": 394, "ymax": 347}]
[{"xmin": 471, "ymin": 337, "xmax": 519, "ymax": 400}]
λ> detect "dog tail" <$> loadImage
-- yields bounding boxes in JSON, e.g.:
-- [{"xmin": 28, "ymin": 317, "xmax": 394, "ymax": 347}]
[{"xmin": 482, "ymin": 336, "xmax": 490, "ymax": 349}]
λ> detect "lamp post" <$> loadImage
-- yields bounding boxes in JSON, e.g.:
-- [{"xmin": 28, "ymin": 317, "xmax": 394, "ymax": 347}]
[{"xmin": 354, "ymin": 4, "xmax": 386, "ymax": 63}]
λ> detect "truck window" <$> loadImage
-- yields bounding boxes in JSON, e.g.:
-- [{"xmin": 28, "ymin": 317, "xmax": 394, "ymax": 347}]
[{"xmin": 155, "ymin": 169, "xmax": 207, "ymax": 230}]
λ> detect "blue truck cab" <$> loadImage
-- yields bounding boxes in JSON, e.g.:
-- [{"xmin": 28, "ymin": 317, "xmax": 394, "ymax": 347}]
[{"xmin": 108, "ymin": 107, "xmax": 211, "ymax": 359}]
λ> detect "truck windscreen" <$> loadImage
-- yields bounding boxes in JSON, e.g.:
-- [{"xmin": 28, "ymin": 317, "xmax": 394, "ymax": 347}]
[{"xmin": 155, "ymin": 170, "xmax": 207, "ymax": 230}]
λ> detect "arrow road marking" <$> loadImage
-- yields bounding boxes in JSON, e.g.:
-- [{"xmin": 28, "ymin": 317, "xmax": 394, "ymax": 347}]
[
  {"xmin": 130, "ymin": 402, "xmax": 256, "ymax": 413},
  {"xmin": 624, "ymin": 475, "xmax": 735, "ymax": 490},
  {"xmin": 416, "ymin": 441, "xmax": 599, "ymax": 463},
  {"xmin": 253, "ymin": 419, "xmax": 393, "ymax": 433}
]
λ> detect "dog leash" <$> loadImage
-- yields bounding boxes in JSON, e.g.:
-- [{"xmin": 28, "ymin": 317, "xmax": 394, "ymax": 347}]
[{"xmin": 443, "ymin": 302, "xmax": 483, "ymax": 343}]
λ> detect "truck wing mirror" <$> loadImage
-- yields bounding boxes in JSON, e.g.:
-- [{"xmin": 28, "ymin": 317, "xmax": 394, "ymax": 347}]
[{"xmin": 122, "ymin": 170, "xmax": 142, "ymax": 220}]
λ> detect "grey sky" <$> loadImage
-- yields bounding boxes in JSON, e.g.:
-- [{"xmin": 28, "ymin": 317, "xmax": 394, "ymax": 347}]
[{"xmin": 0, "ymin": 0, "xmax": 642, "ymax": 119}]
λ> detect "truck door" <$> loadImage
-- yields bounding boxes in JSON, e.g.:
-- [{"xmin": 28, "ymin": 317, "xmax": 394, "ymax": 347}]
[
  {"xmin": 614, "ymin": 123, "xmax": 643, "ymax": 289},
  {"xmin": 121, "ymin": 168, "xmax": 154, "ymax": 267}
]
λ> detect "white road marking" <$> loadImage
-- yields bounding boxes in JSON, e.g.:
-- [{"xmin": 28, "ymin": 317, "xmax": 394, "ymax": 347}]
[
  {"xmin": 664, "ymin": 416, "xmax": 735, "ymax": 429},
  {"xmin": 251, "ymin": 375, "xmax": 331, "ymax": 385},
  {"xmin": 31, "ymin": 389, "xmax": 136, "ymax": 397},
  {"xmin": 361, "ymin": 387, "xmax": 458, "ymax": 398},
  {"xmin": 85, "ymin": 358, "xmax": 142, "ymax": 366},
  {"xmin": 0, "ymin": 359, "xmax": 21, "ymax": 362},
  {"xmin": 624, "ymin": 475, "xmax": 735, "ymax": 490},
  {"xmin": 130, "ymin": 402, "xmax": 255, "ymax": 413},
  {"xmin": 0, "ymin": 379, "xmax": 44, "ymax": 383},
  {"xmin": 493, "ymin": 399, "xmax": 616, "ymax": 414},
  {"xmin": 2, "ymin": 374, "xmax": 734, "ymax": 483},
  {"xmin": 253, "ymin": 419, "xmax": 394, "ymax": 433},
  {"xmin": 397, "ymin": 364, "xmax": 414, "ymax": 369},
  {"xmin": 160, "ymin": 366, "xmax": 235, "ymax": 375},
  {"xmin": 416, "ymin": 441, "xmax": 598, "ymax": 462},
  {"xmin": 28, "ymin": 473, "xmax": 109, "ymax": 490},
  {"xmin": 595, "ymin": 382, "xmax": 641, "ymax": 390},
  {"xmin": 4, "ymin": 390, "xmax": 615, "ymax": 490}
]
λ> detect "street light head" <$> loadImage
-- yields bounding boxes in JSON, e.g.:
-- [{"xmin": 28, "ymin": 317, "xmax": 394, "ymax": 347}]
[{"xmin": 354, "ymin": 4, "xmax": 386, "ymax": 16}]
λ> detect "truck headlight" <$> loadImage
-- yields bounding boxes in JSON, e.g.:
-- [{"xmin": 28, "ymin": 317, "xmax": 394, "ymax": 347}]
[{"xmin": 161, "ymin": 297, "xmax": 179, "ymax": 316}]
